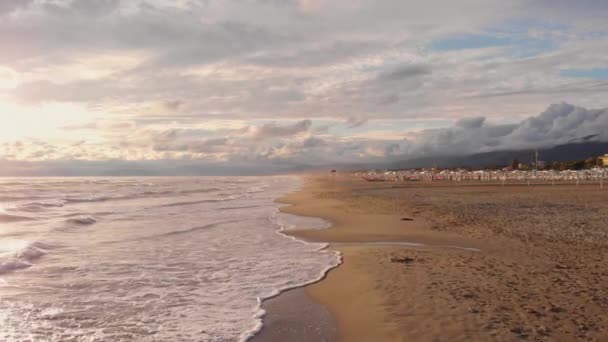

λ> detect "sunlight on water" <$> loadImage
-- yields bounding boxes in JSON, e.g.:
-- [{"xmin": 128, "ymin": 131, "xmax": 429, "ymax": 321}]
[
  {"xmin": 0, "ymin": 176, "xmax": 339, "ymax": 341},
  {"xmin": 0, "ymin": 239, "xmax": 29, "ymax": 255}
]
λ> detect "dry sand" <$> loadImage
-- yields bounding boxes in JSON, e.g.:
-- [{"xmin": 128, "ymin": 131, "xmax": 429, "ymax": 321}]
[{"xmin": 258, "ymin": 175, "xmax": 608, "ymax": 341}]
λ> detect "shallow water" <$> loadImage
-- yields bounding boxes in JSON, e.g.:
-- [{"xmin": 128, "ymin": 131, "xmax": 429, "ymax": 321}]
[{"xmin": 0, "ymin": 176, "xmax": 340, "ymax": 341}]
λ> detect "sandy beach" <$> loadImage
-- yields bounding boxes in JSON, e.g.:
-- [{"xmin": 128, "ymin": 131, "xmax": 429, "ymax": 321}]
[{"xmin": 257, "ymin": 175, "xmax": 608, "ymax": 341}]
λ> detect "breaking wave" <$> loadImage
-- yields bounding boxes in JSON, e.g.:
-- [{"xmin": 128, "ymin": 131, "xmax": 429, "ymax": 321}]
[
  {"xmin": 0, "ymin": 241, "xmax": 52, "ymax": 275},
  {"xmin": 65, "ymin": 216, "xmax": 97, "ymax": 225}
]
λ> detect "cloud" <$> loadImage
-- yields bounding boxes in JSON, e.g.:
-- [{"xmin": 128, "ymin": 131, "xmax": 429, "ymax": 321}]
[
  {"xmin": 164, "ymin": 100, "xmax": 184, "ymax": 110},
  {"xmin": 250, "ymin": 119, "xmax": 312, "ymax": 139},
  {"xmin": 2, "ymin": 0, "xmax": 608, "ymax": 123},
  {"xmin": 455, "ymin": 117, "xmax": 485, "ymax": 129},
  {"xmin": 3, "ymin": 102, "xmax": 606, "ymax": 171},
  {"xmin": 1, "ymin": 1, "xmax": 608, "ymax": 175},
  {"xmin": 296, "ymin": 0, "xmax": 327, "ymax": 13},
  {"xmin": 407, "ymin": 103, "xmax": 608, "ymax": 157},
  {"xmin": 376, "ymin": 64, "xmax": 431, "ymax": 82},
  {"xmin": 345, "ymin": 117, "xmax": 368, "ymax": 128},
  {"xmin": 0, "ymin": 0, "xmax": 33, "ymax": 15},
  {"xmin": 153, "ymin": 137, "xmax": 229, "ymax": 154}
]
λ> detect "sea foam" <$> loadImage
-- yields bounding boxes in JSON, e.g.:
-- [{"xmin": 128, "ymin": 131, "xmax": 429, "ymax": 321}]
[{"xmin": 0, "ymin": 176, "xmax": 340, "ymax": 341}]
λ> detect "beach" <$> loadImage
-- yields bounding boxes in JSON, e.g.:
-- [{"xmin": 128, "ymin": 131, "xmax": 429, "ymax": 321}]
[{"xmin": 257, "ymin": 175, "xmax": 608, "ymax": 341}]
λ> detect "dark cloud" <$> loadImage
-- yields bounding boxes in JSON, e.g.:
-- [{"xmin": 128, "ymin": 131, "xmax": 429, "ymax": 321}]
[
  {"xmin": 0, "ymin": 0, "xmax": 33, "ymax": 15},
  {"xmin": 252, "ymin": 119, "xmax": 312, "ymax": 139},
  {"xmin": 164, "ymin": 100, "xmax": 184, "ymax": 110},
  {"xmin": 377, "ymin": 94, "xmax": 400, "ymax": 106},
  {"xmin": 409, "ymin": 103, "xmax": 608, "ymax": 157},
  {"xmin": 377, "ymin": 65, "xmax": 431, "ymax": 82},
  {"xmin": 345, "ymin": 117, "xmax": 368, "ymax": 128},
  {"xmin": 68, "ymin": 0, "xmax": 121, "ymax": 17},
  {"xmin": 456, "ymin": 117, "xmax": 485, "ymax": 129}
]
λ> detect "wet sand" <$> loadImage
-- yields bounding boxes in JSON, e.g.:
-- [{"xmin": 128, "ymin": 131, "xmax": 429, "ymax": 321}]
[
  {"xmin": 251, "ymin": 288, "xmax": 337, "ymax": 342},
  {"xmin": 256, "ymin": 175, "xmax": 608, "ymax": 341}
]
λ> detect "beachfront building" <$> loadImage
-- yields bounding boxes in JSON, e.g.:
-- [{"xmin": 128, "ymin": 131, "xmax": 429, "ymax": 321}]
[
  {"xmin": 356, "ymin": 168, "xmax": 608, "ymax": 184},
  {"xmin": 601, "ymin": 154, "xmax": 608, "ymax": 167}
]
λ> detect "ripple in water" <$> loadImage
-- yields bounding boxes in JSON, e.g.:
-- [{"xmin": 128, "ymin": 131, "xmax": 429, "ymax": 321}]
[{"xmin": 0, "ymin": 176, "xmax": 340, "ymax": 341}]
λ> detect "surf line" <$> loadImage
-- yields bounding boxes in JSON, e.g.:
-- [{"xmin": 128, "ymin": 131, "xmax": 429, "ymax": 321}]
[{"xmin": 326, "ymin": 241, "xmax": 480, "ymax": 252}]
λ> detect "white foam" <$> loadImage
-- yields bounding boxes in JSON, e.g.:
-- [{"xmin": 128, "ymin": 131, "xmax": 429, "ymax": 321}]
[
  {"xmin": 240, "ymin": 206, "xmax": 341, "ymax": 342},
  {"xmin": 0, "ymin": 176, "xmax": 342, "ymax": 341},
  {"xmin": 272, "ymin": 211, "xmax": 331, "ymax": 231},
  {"xmin": 0, "ymin": 240, "xmax": 49, "ymax": 275}
]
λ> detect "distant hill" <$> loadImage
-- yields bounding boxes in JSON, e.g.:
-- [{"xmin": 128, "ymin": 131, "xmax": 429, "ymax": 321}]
[{"xmin": 391, "ymin": 141, "xmax": 608, "ymax": 169}]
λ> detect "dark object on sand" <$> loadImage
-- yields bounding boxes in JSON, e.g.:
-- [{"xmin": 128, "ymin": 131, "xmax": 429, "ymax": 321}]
[
  {"xmin": 362, "ymin": 176, "xmax": 385, "ymax": 182},
  {"xmin": 391, "ymin": 256, "xmax": 416, "ymax": 264},
  {"xmin": 400, "ymin": 217, "xmax": 414, "ymax": 221}
]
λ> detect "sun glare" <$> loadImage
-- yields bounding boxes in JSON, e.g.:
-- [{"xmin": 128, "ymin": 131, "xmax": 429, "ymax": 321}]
[
  {"xmin": 0, "ymin": 101, "xmax": 102, "ymax": 142},
  {"xmin": 0, "ymin": 67, "xmax": 19, "ymax": 89}
]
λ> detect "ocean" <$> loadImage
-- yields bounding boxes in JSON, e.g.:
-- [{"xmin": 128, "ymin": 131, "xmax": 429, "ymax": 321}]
[{"xmin": 0, "ymin": 176, "xmax": 340, "ymax": 341}]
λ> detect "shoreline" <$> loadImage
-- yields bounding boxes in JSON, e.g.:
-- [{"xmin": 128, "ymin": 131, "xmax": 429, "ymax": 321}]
[
  {"xmin": 253, "ymin": 175, "xmax": 484, "ymax": 341},
  {"xmin": 277, "ymin": 176, "xmax": 484, "ymax": 341},
  {"xmin": 248, "ymin": 176, "xmax": 343, "ymax": 342},
  {"xmin": 255, "ymin": 174, "xmax": 608, "ymax": 341},
  {"xmin": 250, "ymin": 287, "xmax": 338, "ymax": 342}
]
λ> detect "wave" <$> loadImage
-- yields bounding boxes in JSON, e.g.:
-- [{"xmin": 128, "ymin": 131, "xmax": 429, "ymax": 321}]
[
  {"xmin": 0, "ymin": 213, "xmax": 35, "ymax": 222},
  {"xmin": 242, "ymin": 208, "xmax": 341, "ymax": 342},
  {"xmin": 242, "ymin": 255, "xmax": 341, "ymax": 342},
  {"xmin": 179, "ymin": 188, "xmax": 223, "ymax": 195},
  {"xmin": 0, "ymin": 195, "xmax": 50, "ymax": 202},
  {"xmin": 65, "ymin": 216, "xmax": 97, "ymax": 225},
  {"xmin": 245, "ymin": 186, "xmax": 268, "ymax": 194},
  {"xmin": 141, "ymin": 190, "xmax": 174, "ymax": 196},
  {"xmin": 218, "ymin": 205, "xmax": 264, "ymax": 211},
  {"xmin": 138, "ymin": 187, "xmax": 221, "ymax": 197},
  {"xmin": 269, "ymin": 210, "xmax": 331, "ymax": 231},
  {"xmin": 64, "ymin": 196, "xmax": 111, "ymax": 204},
  {"xmin": 0, "ymin": 241, "xmax": 52, "ymax": 275},
  {"xmin": 155, "ymin": 196, "xmax": 238, "ymax": 208},
  {"xmin": 11, "ymin": 201, "xmax": 66, "ymax": 212},
  {"xmin": 158, "ymin": 219, "xmax": 249, "ymax": 238},
  {"xmin": 62, "ymin": 211, "xmax": 113, "ymax": 218},
  {"xmin": 61, "ymin": 187, "xmax": 225, "ymax": 205},
  {"xmin": 103, "ymin": 219, "xmax": 251, "ymax": 245},
  {"xmin": 0, "ymin": 181, "xmax": 27, "ymax": 186},
  {"xmin": 0, "ymin": 260, "xmax": 31, "ymax": 274}
]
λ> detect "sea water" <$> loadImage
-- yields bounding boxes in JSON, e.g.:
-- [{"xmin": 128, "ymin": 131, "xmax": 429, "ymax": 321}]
[{"xmin": 0, "ymin": 176, "xmax": 340, "ymax": 341}]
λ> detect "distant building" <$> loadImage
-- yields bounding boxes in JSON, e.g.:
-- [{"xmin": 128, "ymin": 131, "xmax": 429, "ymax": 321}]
[
  {"xmin": 601, "ymin": 154, "xmax": 608, "ymax": 167},
  {"xmin": 537, "ymin": 160, "xmax": 546, "ymax": 169}
]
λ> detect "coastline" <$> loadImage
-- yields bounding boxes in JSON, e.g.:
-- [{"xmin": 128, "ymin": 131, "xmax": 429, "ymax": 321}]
[
  {"xmin": 254, "ymin": 174, "xmax": 608, "ymax": 341},
  {"xmin": 253, "ymin": 175, "xmax": 484, "ymax": 341},
  {"xmin": 272, "ymin": 175, "xmax": 484, "ymax": 341},
  {"xmin": 248, "ymin": 175, "xmax": 343, "ymax": 342}
]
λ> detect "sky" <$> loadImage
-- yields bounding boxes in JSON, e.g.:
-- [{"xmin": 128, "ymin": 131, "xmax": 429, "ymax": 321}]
[{"xmin": 1, "ymin": 0, "xmax": 607, "ymax": 175}]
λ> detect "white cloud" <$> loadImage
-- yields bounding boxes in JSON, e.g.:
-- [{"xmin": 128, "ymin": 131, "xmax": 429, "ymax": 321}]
[{"xmin": 0, "ymin": 1, "xmax": 608, "ymax": 174}]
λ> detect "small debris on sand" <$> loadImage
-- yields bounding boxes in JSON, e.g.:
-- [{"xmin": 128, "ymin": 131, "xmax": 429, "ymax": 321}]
[
  {"xmin": 536, "ymin": 325, "xmax": 551, "ymax": 336},
  {"xmin": 510, "ymin": 326, "xmax": 529, "ymax": 338},
  {"xmin": 400, "ymin": 217, "xmax": 414, "ymax": 221},
  {"xmin": 391, "ymin": 256, "xmax": 416, "ymax": 264}
]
